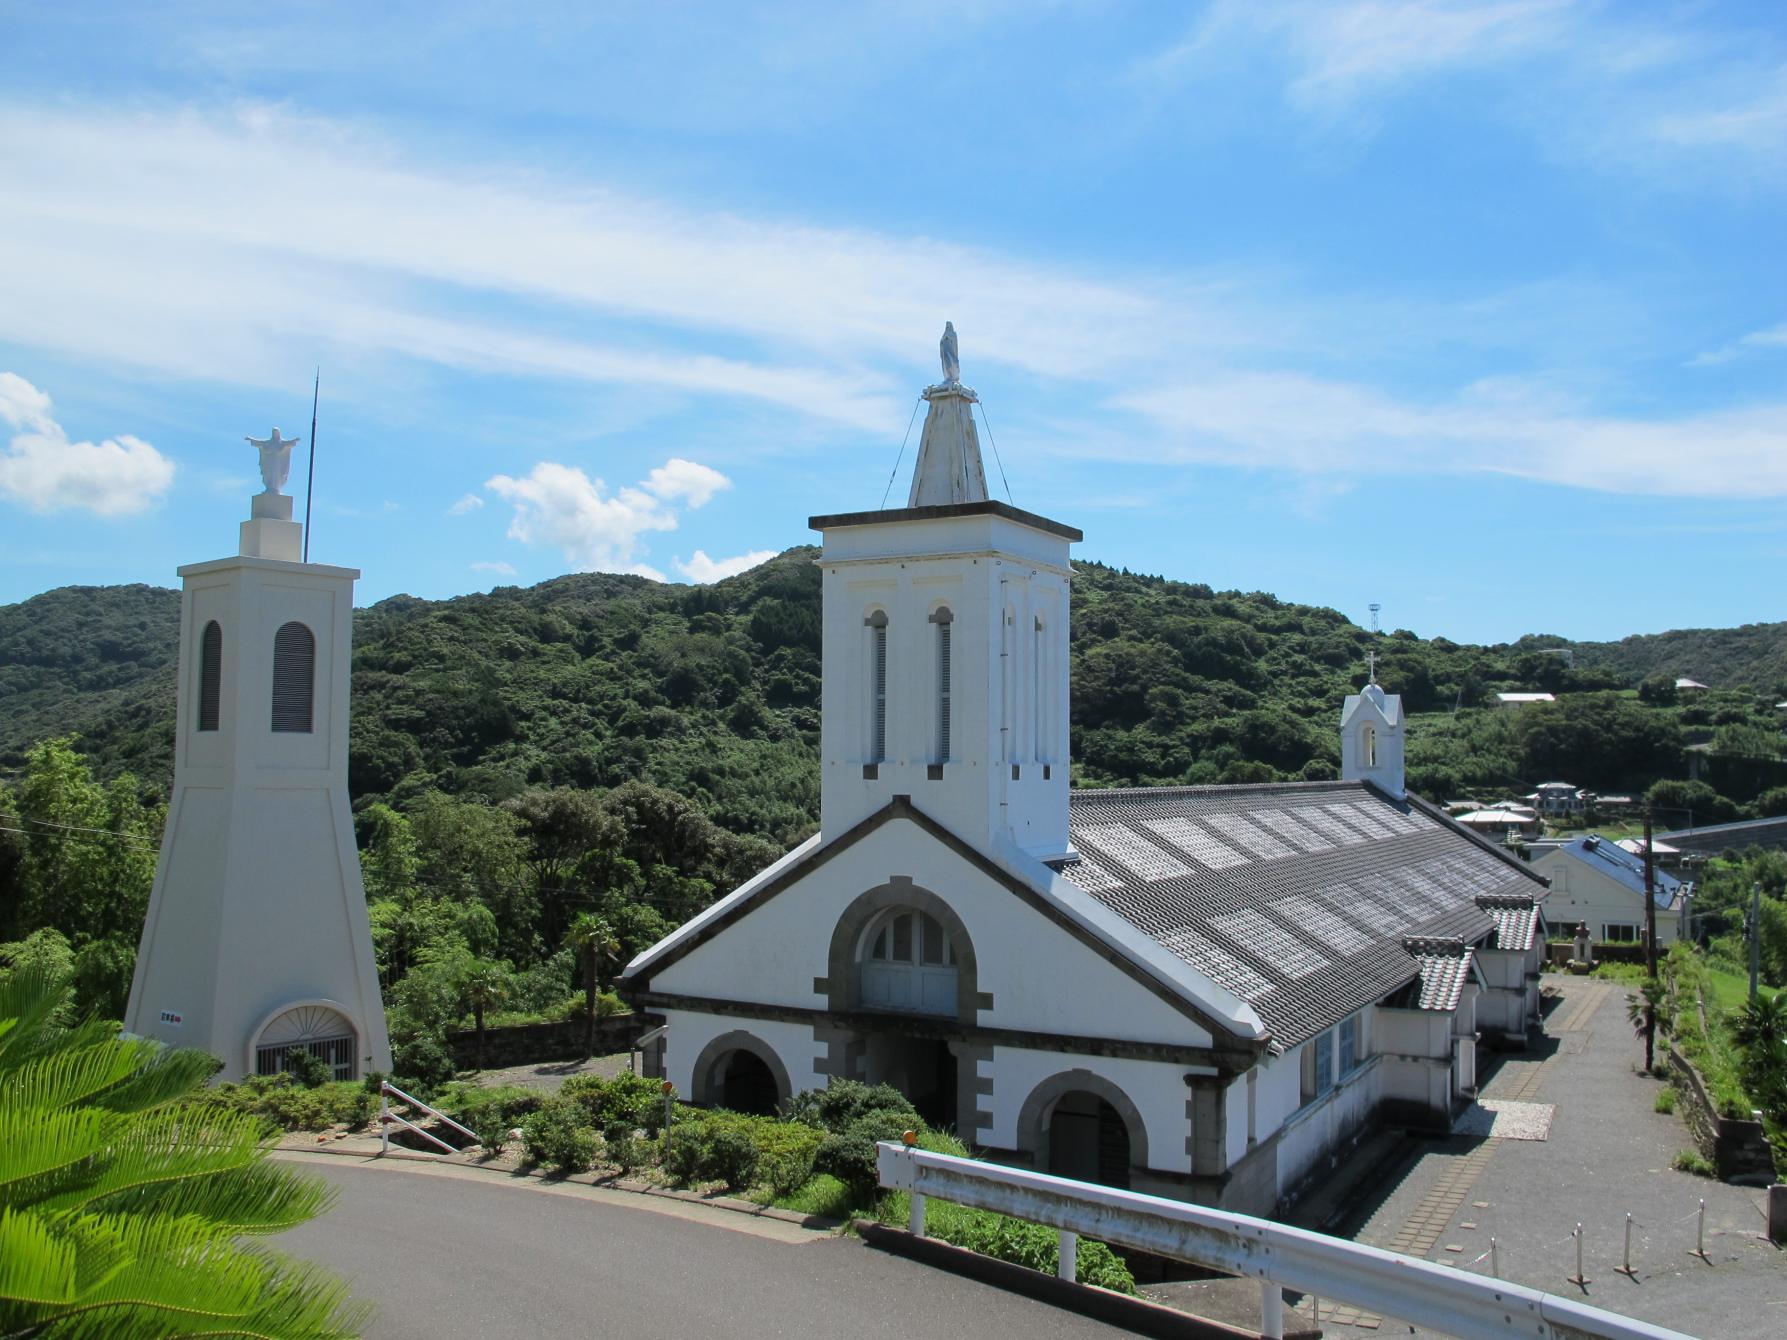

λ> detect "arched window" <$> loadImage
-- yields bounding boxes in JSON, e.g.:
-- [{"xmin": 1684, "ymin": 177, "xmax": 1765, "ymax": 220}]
[
  {"xmin": 930, "ymin": 606, "xmax": 952, "ymax": 763},
  {"xmin": 1362, "ymin": 723, "xmax": 1377, "ymax": 769},
  {"xmin": 197, "ymin": 620, "xmax": 222, "ymax": 732},
  {"xmin": 860, "ymin": 908, "xmax": 957, "ymax": 1014},
  {"xmin": 271, "ymin": 621, "xmax": 316, "ymax": 733},
  {"xmin": 864, "ymin": 610, "xmax": 888, "ymax": 763}
]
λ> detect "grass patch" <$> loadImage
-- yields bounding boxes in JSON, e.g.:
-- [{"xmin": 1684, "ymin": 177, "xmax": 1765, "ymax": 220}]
[
  {"xmin": 1672, "ymin": 1148, "xmax": 1715, "ymax": 1177},
  {"xmin": 1655, "ymin": 1087, "xmax": 1677, "ymax": 1114},
  {"xmin": 1703, "ymin": 967, "xmax": 1778, "ymax": 1012},
  {"xmin": 765, "ymin": 1172, "xmax": 856, "ymax": 1219}
]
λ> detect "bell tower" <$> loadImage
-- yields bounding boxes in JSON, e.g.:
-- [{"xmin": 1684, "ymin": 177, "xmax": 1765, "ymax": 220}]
[
  {"xmin": 1340, "ymin": 654, "xmax": 1406, "ymax": 799},
  {"xmin": 125, "ymin": 429, "xmax": 390, "ymax": 1081},
  {"xmin": 810, "ymin": 326, "xmax": 1081, "ymax": 862}
]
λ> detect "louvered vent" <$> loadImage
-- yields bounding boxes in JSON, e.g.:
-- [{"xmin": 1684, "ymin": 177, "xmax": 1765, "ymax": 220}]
[
  {"xmin": 934, "ymin": 612, "xmax": 952, "ymax": 763},
  {"xmin": 197, "ymin": 620, "xmax": 222, "ymax": 732},
  {"xmin": 270, "ymin": 621, "xmax": 315, "ymax": 733},
  {"xmin": 866, "ymin": 610, "xmax": 888, "ymax": 764}
]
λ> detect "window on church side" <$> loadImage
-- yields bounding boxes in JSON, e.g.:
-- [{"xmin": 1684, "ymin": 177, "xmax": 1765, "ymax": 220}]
[
  {"xmin": 1033, "ymin": 614, "xmax": 1046, "ymax": 763},
  {"xmin": 1339, "ymin": 1014, "xmax": 1360, "ymax": 1074},
  {"xmin": 932, "ymin": 607, "xmax": 952, "ymax": 763},
  {"xmin": 866, "ymin": 610, "xmax": 888, "ymax": 763},
  {"xmin": 197, "ymin": 620, "xmax": 222, "ymax": 732},
  {"xmin": 1001, "ymin": 605, "xmax": 1016, "ymax": 764},
  {"xmin": 1362, "ymin": 723, "xmax": 1377, "ymax": 769},
  {"xmin": 271, "ymin": 621, "xmax": 316, "ymax": 733}
]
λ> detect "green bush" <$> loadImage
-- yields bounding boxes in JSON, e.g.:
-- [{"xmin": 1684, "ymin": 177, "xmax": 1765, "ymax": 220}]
[
  {"xmin": 922, "ymin": 1201, "xmax": 1136, "ymax": 1294},
  {"xmin": 814, "ymin": 1113, "xmax": 911, "ymax": 1202},
  {"xmin": 562, "ymin": 1072, "xmax": 664, "ymax": 1131},
  {"xmin": 704, "ymin": 1127, "xmax": 760, "ymax": 1190},
  {"xmin": 284, "ymin": 1048, "xmax": 333, "ymax": 1089},
  {"xmin": 392, "ymin": 1033, "xmax": 457, "ymax": 1092},
  {"xmin": 661, "ymin": 1110, "xmax": 822, "ymax": 1193},
  {"xmin": 786, "ymin": 1079, "xmax": 921, "ymax": 1136},
  {"xmin": 204, "ymin": 1075, "xmax": 376, "ymax": 1131},
  {"xmin": 604, "ymin": 1121, "xmax": 646, "ymax": 1173},
  {"xmin": 521, "ymin": 1099, "xmax": 597, "ymax": 1173}
]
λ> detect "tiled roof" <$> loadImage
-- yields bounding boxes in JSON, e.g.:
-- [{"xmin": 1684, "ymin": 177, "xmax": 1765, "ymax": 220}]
[
  {"xmin": 1548, "ymin": 836, "xmax": 1681, "ymax": 907},
  {"xmin": 1477, "ymin": 894, "xmax": 1542, "ymax": 952},
  {"xmin": 1064, "ymin": 781, "xmax": 1543, "ymax": 1047},
  {"xmin": 1401, "ymin": 937, "xmax": 1474, "ymax": 1012}
]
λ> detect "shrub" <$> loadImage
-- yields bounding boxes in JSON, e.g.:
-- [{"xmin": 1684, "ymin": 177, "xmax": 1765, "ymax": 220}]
[
  {"xmin": 786, "ymin": 1079, "xmax": 921, "ymax": 1136},
  {"xmin": 1655, "ymin": 1087, "xmax": 1677, "ymax": 1114},
  {"xmin": 1672, "ymin": 1148, "xmax": 1715, "ymax": 1177},
  {"xmin": 924, "ymin": 1202, "xmax": 1136, "ymax": 1294},
  {"xmin": 284, "ymin": 1047, "xmax": 332, "ymax": 1089},
  {"xmin": 205, "ymin": 1075, "xmax": 377, "ymax": 1131},
  {"xmin": 521, "ymin": 1099, "xmax": 597, "ymax": 1173},
  {"xmin": 563, "ymin": 1072, "xmax": 664, "ymax": 1131},
  {"xmin": 704, "ymin": 1126, "xmax": 760, "ymax": 1191},
  {"xmin": 814, "ymin": 1112, "xmax": 912, "ymax": 1202},
  {"xmin": 392, "ymin": 1033, "xmax": 457, "ymax": 1092},
  {"xmin": 604, "ymin": 1121, "xmax": 645, "ymax": 1173}
]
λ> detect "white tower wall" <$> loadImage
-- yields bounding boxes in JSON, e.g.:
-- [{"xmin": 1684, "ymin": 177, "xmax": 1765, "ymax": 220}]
[
  {"xmin": 1339, "ymin": 682, "xmax": 1406, "ymax": 800},
  {"xmin": 125, "ymin": 489, "xmax": 390, "ymax": 1081}
]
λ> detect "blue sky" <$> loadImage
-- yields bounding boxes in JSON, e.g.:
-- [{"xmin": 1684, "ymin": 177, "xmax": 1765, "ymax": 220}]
[{"xmin": 1, "ymin": 1, "xmax": 1783, "ymax": 645}]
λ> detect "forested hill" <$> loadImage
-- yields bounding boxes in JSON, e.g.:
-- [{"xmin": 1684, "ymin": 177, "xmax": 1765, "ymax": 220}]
[
  {"xmin": 1572, "ymin": 622, "xmax": 1787, "ymax": 695},
  {"xmin": 0, "ymin": 551, "xmax": 1768, "ymax": 844}
]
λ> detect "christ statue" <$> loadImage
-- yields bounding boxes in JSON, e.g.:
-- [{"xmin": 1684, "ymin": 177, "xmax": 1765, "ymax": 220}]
[{"xmin": 246, "ymin": 428, "xmax": 301, "ymax": 495}]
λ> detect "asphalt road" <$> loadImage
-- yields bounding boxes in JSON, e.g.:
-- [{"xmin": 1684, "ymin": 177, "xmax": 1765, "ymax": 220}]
[{"xmin": 274, "ymin": 1154, "xmax": 1131, "ymax": 1339}]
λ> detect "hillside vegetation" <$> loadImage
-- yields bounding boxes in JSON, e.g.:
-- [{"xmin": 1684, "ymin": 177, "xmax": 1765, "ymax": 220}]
[{"xmin": 6, "ymin": 551, "xmax": 1786, "ymax": 841}]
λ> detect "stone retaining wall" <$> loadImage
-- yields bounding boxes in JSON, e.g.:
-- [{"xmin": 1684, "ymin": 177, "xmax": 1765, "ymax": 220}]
[
  {"xmin": 447, "ymin": 1014, "xmax": 647, "ymax": 1069},
  {"xmin": 1666, "ymin": 1045, "xmax": 1776, "ymax": 1186}
]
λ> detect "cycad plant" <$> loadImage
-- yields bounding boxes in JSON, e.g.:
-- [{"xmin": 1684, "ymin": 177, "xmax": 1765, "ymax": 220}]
[
  {"xmin": 0, "ymin": 968, "xmax": 367, "ymax": 1338},
  {"xmin": 564, "ymin": 914, "xmax": 619, "ymax": 1060}
]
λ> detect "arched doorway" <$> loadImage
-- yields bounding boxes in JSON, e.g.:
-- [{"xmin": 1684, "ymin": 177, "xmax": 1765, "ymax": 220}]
[
  {"xmin": 1046, "ymin": 1090, "xmax": 1132, "ymax": 1189},
  {"xmin": 252, "ymin": 1003, "xmax": 358, "ymax": 1081},
  {"xmin": 715, "ymin": 1049, "xmax": 780, "ymax": 1115}
]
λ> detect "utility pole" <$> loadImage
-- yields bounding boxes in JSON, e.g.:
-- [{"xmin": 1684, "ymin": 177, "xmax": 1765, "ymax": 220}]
[
  {"xmin": 1750, "ymin": 881, "xmax": 1762, "ymax": 1003},
  {"xmin": 1643, "ymin": 806, "xmax": 1658, "ymax": 1072}
]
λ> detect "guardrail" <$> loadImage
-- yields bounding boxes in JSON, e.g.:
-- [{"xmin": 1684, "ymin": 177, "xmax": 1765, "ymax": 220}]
[
  {"xmin": 379, "ymin": 1079, "xmax": 477, "ymax": 1156},
  {"xmin": 876, "ymin": 1140, "xmax": 1692, "ymax": 1340}
]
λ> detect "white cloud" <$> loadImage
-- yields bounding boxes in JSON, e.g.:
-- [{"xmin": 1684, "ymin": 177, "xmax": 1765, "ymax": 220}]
[
  {"xmin": 447, "ymin": 492, "xmax": 484, "ymax": 515},
  {"xmin": 644, "ymin": 458, "xmax": 730, "ymax": 508},
  {"xmin": 674, "ymin": 548, "xmax": 777, "ymax": 583},
  {"xmin": 1689, "ymin": 322, "xmax": 1787, "ymax": 367},
  {"xmin": 470, "ymin": 560, "xmax": 517, "ymax": 576},
  {"xmin": 0, "ymin": 373, "xmax": 174, "ymax": 516},
  {"xmin": 485, "ymin": 456, "xmax": 734, "ymax": 576},
  {"xmin": 1115, "ymin": 370, "xmax": 1787, "ymax": 498}
]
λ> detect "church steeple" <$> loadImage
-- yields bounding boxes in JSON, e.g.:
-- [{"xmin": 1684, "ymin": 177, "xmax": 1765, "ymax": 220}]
[
  {"xmin": 809, "ymin": 326, "xmax": 1081, "ymax": 861},
  {"xmin": 907, "ymin": 322, "xmax": 989, "ymax": 507},
  {"xmin": 1340, "ymin": 653, "xmax": 1406, "ymax": 799}
]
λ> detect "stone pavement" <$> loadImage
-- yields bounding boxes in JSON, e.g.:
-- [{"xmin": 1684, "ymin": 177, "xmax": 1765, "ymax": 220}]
[{"xmin": 1311, "ymin": 977, "xmax": 1781, "ymax": 1338}]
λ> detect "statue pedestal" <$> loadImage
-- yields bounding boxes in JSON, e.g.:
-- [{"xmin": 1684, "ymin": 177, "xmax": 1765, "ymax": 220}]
[{"xmin": 240, "ymin": 492, "xmax": 301, "ymax": 561}]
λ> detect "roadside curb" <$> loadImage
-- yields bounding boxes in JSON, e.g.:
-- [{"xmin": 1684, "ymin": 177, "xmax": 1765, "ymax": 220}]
[
  {"xmin": 272, "ymin": 1139, "xmax": 847, "ymax": 1232},
  {"xmin": 854, "ymin": 1219, "xmax": 1315, "ymax": 1340}
]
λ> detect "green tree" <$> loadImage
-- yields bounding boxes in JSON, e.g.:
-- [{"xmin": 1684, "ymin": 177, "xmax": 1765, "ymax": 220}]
[
  {"xmin": 1732, "ymin": 992, "xmax": 1787, "ymax": 1113},
  {"xmin": 564, "ymin": 913, "xmax": 620, "ymax": 1060},
  {"xmin": 0, "ymin": 968, "xmax": 366, "ymax": 1337},
  {"xmin": 462, "ymin": 958, "xmax": 513, "ymax": 1071},
  {"xmin": 358, "ymin": 802, "xmax": 420, "ymax": 902}
]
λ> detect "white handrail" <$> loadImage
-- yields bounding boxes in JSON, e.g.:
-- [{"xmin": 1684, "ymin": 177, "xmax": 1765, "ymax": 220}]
[
  {"xmin": 379, "ymin": 1080, "xmax": 477, "ymax": 1155},
  {"xmin": 877, "ymin": 1142, "xmax": 1692, "ymax": 1340}
]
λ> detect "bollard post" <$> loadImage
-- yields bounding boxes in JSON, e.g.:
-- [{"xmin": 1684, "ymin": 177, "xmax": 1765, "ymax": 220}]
[
  {"xmin": 379, "ymin": 1083, "xmax": 389, "ymax": 1156},
  {"xmin": 1260, "ymin": 1282, "xmax": 1284, "ymax": 1340},
  {"xmin": 1058, "ymin": 1229, "xmax": 1077, "ymax": 1282},
  {"xmin": 902, "ymin": 1132, "xmax": 924, "ymax": 1239},
  {"xmin": 1693, "ymin": 1199, "xmax": 1709, "ymax": 1262},
  {"xmin": 660, "ymin": 1080, "xmax": 674, "ymax": 1162},
  {"xmin": 1489, "ymin": 1237, "xmax": 1498, "ymax": 1278},
  {"xmin": 1567, "ymin": 1223, "xmax": 1588, "ymax": 1287},
  {"xmin": 1617, "ymin": 1214, "xmax": 1636, "ymax": 1278}
]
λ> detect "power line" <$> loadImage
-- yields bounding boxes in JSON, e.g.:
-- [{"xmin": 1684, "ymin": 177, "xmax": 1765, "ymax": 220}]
[{"xmin": 0, "ymin": 812, "xmax": 159, "ymax": 844}]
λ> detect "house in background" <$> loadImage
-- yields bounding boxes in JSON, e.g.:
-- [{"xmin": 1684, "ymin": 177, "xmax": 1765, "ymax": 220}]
[
  {"xmin": 1525, "ymin": 782, "xmax": 1586, "ymax": 818},
  {"xmin": 1496, "ymin": 692, "xmax": 1555, "ymax": 709},
  {"xmin": 621, "ymin": 330, "xmax": 1552, "ymax": 1218},
  {"xmin": 1675, "ymin": 677, "xmax": 1709, "ymax": 694},
  {"xmin": 1528, "ymin": 835, "xmax": 1681, "ymax": 945},
  {"xmin": 1455, "ymin": 807, "xmax": 1542, "ymax": 843}
]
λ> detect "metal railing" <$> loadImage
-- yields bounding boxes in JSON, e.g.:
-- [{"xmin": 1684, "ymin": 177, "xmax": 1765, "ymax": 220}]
[
  {"xmin": 379, "ymin": 1080, "xmax": 477, "ymax": 1156},
  {"xmin": 877, "ymin": 1141, "xmax": 1692, "ymax": 1340}
]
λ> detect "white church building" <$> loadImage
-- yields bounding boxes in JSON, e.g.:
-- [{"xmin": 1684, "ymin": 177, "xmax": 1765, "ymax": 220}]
[{"xmin": 621, "ymin": 333, "xmax": 1549, "ymax": 1214}]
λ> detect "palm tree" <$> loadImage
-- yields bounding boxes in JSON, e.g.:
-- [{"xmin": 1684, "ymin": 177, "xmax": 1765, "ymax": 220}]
[
  {"xmin": 0, "ymin": 967, "xmax": 367, "ymax": 1337},
  {"xmin": 463, "ymin": 959, "xmax": 512, "ymax": 1071},
  {"xmin": 1732, "ymin": 992, "xmax": 1787, "ymax": 1106},
  {"xmin": 1626, "ymin": 976, "xmax": 1668, "ymax": 1074},
  {"xmin": 564, "ymin": 913, "xmax": 620, "ymax": 1060}
]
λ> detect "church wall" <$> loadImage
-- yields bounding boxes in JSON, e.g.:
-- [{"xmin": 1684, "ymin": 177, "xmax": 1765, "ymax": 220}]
[
  {"xmin": 650, "ymin": 817, "xmax": 1212, "ymax": 1048},
  {"xmin": 1274, "ymin": 1055, "xmax": 1382, "ymax": 1195},
  {"xmin": 982, "ymin": 1043, "xmax": 1193, "ymax": 1176},
  {"xmin": 658, "ymin": 1008, "xmax": 823, "ymax": 1103}
]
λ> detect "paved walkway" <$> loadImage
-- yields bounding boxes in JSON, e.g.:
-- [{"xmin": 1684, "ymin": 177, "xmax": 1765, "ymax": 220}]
[
  {"xmin": 273, "ymin": 1153, "xmax": 1135, "ymax": 1339},
  {"xmin": 1314, "ymin": 978, "xmax": 1781, "ymax": 1338}
]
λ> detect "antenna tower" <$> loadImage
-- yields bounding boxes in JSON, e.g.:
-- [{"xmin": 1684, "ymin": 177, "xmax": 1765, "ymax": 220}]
[{"xmin": 1368, "ymin": 602, "xmax": 1381, "ymax": 634}]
